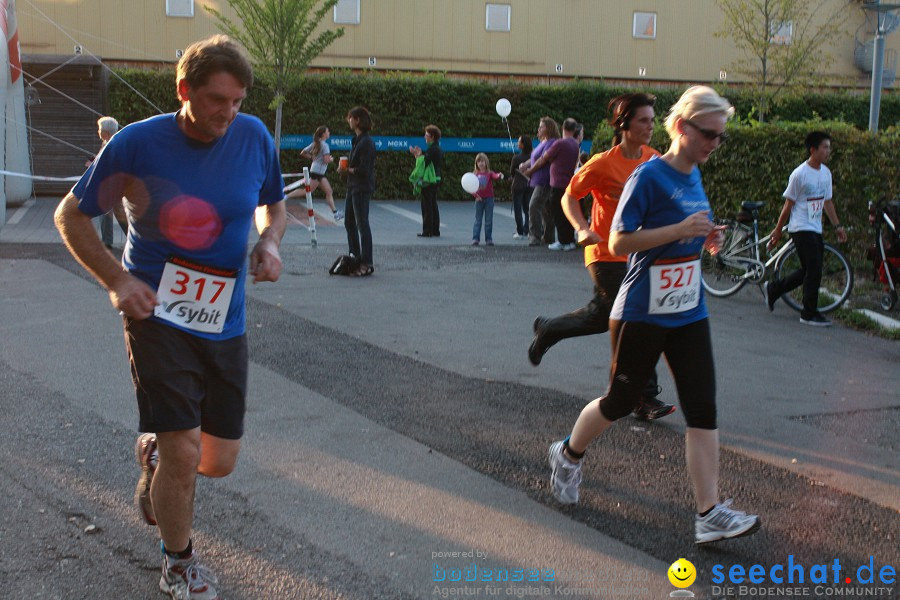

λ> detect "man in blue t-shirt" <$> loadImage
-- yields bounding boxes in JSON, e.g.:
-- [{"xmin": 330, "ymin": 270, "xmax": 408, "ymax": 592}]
[{"xmin": 54, "ymin": 35, "xmax": 285, "ymax": 600}]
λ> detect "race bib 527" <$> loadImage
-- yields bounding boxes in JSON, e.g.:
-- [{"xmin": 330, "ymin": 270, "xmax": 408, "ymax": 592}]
[{"xmin": 648, "ymin": 258, "xmax": 700, "ymax": 315}]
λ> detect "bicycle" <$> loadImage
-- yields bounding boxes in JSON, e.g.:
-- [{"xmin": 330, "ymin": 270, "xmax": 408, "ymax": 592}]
[
  {"xmin": 866, "ymin": 199, "xmax": 899, "ymax": 311},
  {"xmin": 700, "ymin": 200, "xmax": 854, "ymax": 313}
]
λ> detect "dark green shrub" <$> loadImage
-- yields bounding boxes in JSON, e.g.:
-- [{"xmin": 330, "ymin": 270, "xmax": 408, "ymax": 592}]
[{"xmin": 109, "ymin": 67, "xmax": 900, "ymax": 265}]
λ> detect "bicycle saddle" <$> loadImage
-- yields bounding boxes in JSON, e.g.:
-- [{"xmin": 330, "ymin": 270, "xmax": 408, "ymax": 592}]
[{"xmin": 741, "ymin": 201, "xmax": 766, "ymax": 212}]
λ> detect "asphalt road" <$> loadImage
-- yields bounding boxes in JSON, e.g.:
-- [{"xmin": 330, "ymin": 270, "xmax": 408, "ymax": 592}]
[{"xmin": 0, "ymin": 199, "xmax": 897, "ymax": 599}]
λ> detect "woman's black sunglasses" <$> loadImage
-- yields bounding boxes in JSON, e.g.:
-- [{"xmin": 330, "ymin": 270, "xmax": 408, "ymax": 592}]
[{"xmin": 685, "ymin": 120, "xmax": 729, "ymax": 143}]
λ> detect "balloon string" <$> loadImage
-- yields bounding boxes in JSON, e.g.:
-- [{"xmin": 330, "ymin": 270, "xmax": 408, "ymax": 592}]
[{"xmin": 503, "ymin": 117, "xmax": 514, "ymax": 153}]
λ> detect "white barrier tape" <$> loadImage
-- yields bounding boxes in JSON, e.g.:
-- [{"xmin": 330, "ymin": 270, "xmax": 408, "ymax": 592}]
[
  {"xmin": 283, "ymin": 177, "xmax": 307, "ymax": 193},
  {"xmin": 0, "ymin": 169, "xmax": 81, "ymax": 182}
]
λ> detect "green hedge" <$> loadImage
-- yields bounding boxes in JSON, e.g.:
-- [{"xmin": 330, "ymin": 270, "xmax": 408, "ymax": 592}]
[{"xmin": 109, "ymin": 68, "xmax": 900, "ymax": 265}]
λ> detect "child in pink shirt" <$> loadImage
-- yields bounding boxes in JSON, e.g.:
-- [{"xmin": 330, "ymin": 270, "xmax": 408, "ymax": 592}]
[{"xmin": 471, "ymin": 152, "xmax": 503, "ymax": 245}]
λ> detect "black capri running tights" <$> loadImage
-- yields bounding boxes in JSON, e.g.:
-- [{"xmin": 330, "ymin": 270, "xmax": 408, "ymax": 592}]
[{"xmin": 600, "ymin": 318, "xmax": 717, "ymax": 429}]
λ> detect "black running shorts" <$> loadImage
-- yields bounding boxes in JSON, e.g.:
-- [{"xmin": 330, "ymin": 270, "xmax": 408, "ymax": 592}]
[{"xmin": 124, "ymin": 317, "xmax": 248, "ymax": 439}]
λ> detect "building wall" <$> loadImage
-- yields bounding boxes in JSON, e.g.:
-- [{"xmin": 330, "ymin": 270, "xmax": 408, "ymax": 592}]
[{"xmin": 16, "ymin": 0, "xmax": 900, "ymax": 88}]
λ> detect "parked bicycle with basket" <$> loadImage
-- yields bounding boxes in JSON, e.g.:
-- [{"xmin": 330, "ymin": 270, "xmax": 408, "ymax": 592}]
[{"xmin": 700, "ymin": 200, "xmax": 853, "ymax": 313}]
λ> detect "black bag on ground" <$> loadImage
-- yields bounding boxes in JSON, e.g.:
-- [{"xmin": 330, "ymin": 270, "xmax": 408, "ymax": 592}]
[{"xmin": 329, "ymin": 254, "xmax": 360, "ymax": 276}]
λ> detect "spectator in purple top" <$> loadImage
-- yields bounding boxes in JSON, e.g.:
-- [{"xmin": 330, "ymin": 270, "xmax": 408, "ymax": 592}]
[
  {"xmin": 525, "ymin": 118, "xmax": 581, "ymax": 251},
  {"xmin": 520, "ymin": 117, "xmax": 560, "ymax": 246}
]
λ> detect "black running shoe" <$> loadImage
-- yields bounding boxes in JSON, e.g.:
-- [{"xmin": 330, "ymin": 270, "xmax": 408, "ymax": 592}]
[
  {"xmin": 528, "ymin": 317, "xmax": 549, "ymax": 366},
  {"xmin": 633, "ymin": 396, "xmax": 676, "ymax": 421}
]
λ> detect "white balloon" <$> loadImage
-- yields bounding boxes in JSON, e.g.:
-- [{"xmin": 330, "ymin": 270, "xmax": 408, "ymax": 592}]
[
  {"xmin": 495, "ymin": 98, "xmax": 512, "ymax": 118},
  {"xmin": 461, "ymin": 172, "xmax": 480, "ymax": 194}
]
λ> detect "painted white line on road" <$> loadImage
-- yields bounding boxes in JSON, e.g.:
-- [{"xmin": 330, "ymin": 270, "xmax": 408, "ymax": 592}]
[
  {"xmin": 286, "ymin": 211, "xmax": 309, "ymax": 230},
  {"xmin": 378, "ymin": 202, "xmax": 449, "ymax": 231},
  {"xmin": 494, "ymin": 205, "xmax": 516, "ymax": 220},
  {"xmin": 7, "ymin": 198, "xmax": 35, "ymax": 225},
  {"xmin": 377, "ymin": 203, "xmax": 423, "ymax": 224}
]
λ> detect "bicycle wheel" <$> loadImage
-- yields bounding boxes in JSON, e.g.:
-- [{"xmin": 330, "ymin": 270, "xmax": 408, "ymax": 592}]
[
  {"xmin": 775, "ymin": 243, "xmax": 854, "ymax": 313},
  {"xmin": 700, "ymin": 222, "xmax": 752, "ymax": 297}
]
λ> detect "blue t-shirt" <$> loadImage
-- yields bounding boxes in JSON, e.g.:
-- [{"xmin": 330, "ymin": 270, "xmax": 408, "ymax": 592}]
[
  {"xmin": 72, "ymin": 112, "xmax": 284, "ymax": 340},
  {"xmin": 610, "ymin": 158, "xmax": 711, "ymax": 327}
]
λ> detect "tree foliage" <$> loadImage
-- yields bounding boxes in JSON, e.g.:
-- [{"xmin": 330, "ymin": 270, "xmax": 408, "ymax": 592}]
[
  {"xmin": 715, "ymin": 0, "xmax": 851, "ymax": 121},
  {"xmin": 204, "ymin": 0, "xmax": 344, "ymax": 153}
]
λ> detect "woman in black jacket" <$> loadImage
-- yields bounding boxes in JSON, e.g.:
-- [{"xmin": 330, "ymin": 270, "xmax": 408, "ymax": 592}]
[
  {"xmin": 410, "ymin": 124, "xmax": 443, "ymax": 237},
  {"xmin": 339, "ymin": 106, "xmax": 376, "ymax": 276}
]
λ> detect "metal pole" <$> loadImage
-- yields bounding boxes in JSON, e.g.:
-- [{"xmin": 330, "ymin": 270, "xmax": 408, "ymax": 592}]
[
  {"xmin": 869, "ymin": 26, "xmax": 886, "ymax": 133},
  {"xmin": 303, "ymin": 166, "xmax": 317, "ymax": 247}
]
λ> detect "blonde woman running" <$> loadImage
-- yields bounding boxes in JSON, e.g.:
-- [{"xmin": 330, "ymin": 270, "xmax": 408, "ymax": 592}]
[{"xmin": 548, "ymin": 86, "xmax": 761, "ymax": 545}]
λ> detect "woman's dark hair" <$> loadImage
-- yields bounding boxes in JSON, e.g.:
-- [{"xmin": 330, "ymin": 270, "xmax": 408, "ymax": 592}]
[
  {"xmin": 519, "ymin": 135, "xmax": 533, "ymax": 155},
  {"xmin": 311, "ymin": 125, "xmax": 328, "ymax": 156},
  {"xmin": 348, "ymin": 106, "xmax": 373, "ymax": 132},
  {"xmin": 608, "ymin": 93, "xmax": 656, "ymax": 146},
  {"xmin": 425, "ymin": 124, "xmax": 441, "ymax": 141}
]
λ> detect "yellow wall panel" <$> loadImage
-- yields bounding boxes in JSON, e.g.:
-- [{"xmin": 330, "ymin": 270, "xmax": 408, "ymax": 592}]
[{"xmin": 11, "ymin": 0, "xmax": 900, "ymax": 90}]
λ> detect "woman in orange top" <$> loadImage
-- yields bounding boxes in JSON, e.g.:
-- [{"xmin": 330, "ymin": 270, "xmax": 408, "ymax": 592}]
[{"xmin": 528, "ymin": 93, "xmax": 674, "ymax": 420}]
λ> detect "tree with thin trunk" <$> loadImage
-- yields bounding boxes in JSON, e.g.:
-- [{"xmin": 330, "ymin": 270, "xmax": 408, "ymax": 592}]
[
  {"xmin": 715, "ymin": 0, "xmax": 851, "ymax": 121},
  {"xmin": 205, "ymin": 0, "xmax": 344, "ymax": 157}
]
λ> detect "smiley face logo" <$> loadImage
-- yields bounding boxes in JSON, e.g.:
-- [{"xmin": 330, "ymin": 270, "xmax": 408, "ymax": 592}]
[{"xmin": 668, "ymin": 558, "xmax": 696, "ymax": 588}]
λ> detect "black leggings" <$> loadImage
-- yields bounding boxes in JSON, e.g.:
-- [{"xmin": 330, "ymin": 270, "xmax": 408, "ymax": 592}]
[
  {"xmin": 600, "ymin": 318, "xmax": 717, "ymax": 429},
  {"xmin": 539, "ymin": 262, "xmax": 660, "ymax": 397}
]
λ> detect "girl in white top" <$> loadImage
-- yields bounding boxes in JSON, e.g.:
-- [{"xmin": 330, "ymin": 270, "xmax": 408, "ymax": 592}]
[{"xmin": 286, "ymin": 125, "xmax": 343, "ymax": 222}]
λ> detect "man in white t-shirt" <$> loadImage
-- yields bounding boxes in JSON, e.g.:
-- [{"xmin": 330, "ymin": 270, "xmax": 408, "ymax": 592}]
[{"xmin": 764, "ymin": 131, "xmax": 847, "ymax": 326}]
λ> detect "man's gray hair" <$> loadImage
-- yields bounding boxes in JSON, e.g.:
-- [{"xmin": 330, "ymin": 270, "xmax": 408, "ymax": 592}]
[{"xmin": 97, "ymin": 116, "xmax": 119, "ymax": 134}]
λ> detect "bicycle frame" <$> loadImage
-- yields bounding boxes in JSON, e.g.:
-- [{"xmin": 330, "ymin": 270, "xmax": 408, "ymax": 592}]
[{"xmin": 716, "ymin": 220, "xmax": 792, "ymax": 284}]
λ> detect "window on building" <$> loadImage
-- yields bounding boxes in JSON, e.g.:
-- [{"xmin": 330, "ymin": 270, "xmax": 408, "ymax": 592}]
[
  {"xmin": 633, "ymin": 12, "xmax": 656, "ymax": 39},
  {"xmin": 486, "ymin": 4, "xmax": 511, "ymax": 32},
  {"xmin": 334, "ymin": 0, "xmax": 360, "ymax": 25},
  {"xmin": 166, "ymin": 0, "xmax": 193, "ymax": 18},
  {"xmin": 770, "ymin": 21, "xmax": 793, "ymax": 45}
]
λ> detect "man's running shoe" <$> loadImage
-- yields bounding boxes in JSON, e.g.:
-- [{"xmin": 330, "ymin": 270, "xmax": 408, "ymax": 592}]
[
  {"xmin": 134, "ymin": 433, "xmax": 158, "ymax": 526},
  {"xmin": 528, "ymin": 317, "xmax": 549, "ymax": 366},
  {"xmin": 548, "ymin": 440, "xmax": 582, "ymax": 504},
  {"xmin": 333, "ymin": 209, "xmax": 344, "ymax": 222},
  {"xmin": 695, "ymin": 499, "xmax": 761, "ymax": 544},
  {"xmin": 633, "ymin": 396, "xmax": 676, "ymax": 421},
  {"xmin": 763, "ymin": 281, "xmax": 776, "ymax": 312},
  {"xmin": 800, "ymin": 313, "xmax": 832, "ymax": 327},
  {"xmin": 160, "ymin": 551, "xmax": 220, "ymax": 600}
]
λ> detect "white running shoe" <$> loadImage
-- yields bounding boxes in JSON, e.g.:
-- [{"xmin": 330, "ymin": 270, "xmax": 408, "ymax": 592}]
[
  {"xmin": 333, "ymin": 209, "xmax": 344, "ymax": 222},
  {"xmin": 548, "ymin": 440, "xmax": 582, "ymax": 504},
  {"xmin": 799, "ymin": 314, "xmax": 832, "ymax": 327},
  {"xmin": 547, "ymin": 242, "xmax": 563, "ymax": 251},
  {"xmin": 561, "ymin": 243, "xmax": 577, "ymax": 251},
  {"xmin": 695, "ymin": 499, "xmax": 761, "ymax": 544},
  {"xmin": 160, "ymin": 551, "xmax": 220, "ymax": 600}
]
